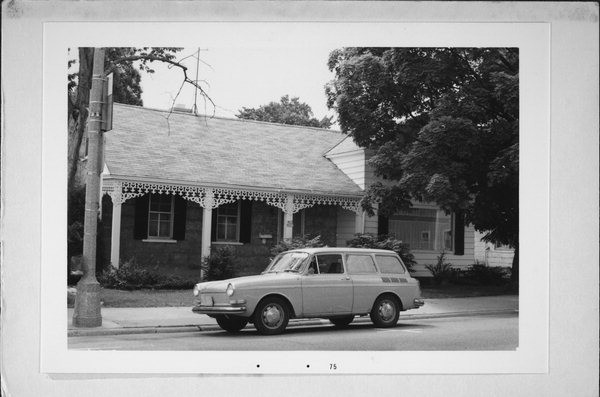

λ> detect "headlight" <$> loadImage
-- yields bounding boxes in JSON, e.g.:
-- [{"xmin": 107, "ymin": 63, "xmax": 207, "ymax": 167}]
[
  {"xmin": 193, "ymin": 284, "xmax": 200, "ymax": 296},
  {"xmin": 226, "ymin": 283, "xmax": 234, "ymax": 297}
]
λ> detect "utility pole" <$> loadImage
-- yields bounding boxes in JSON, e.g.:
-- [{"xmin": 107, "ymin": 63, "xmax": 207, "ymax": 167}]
[{"xmin": 72, "ymin": 48, "xmax": 105, "ymax": 327}]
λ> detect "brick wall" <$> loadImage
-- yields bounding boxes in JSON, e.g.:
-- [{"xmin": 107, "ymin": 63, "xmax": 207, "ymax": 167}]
[
  {"xmin": 303, "ymin": 205, "xmax": 338, "ymax": 246},
  {"xmin": 213, "ymin": 201, "xmax": 278, "ymax": 276},
  {"xmin": 116, "ymin": 197, "xmax": 204, "ymax": 278},
  {"xmin": 101, "ymin": 198, "xmax": 342, "ymax": 279}
]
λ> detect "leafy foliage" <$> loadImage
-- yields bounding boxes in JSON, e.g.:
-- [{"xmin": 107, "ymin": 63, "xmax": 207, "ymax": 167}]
[
  {"xmin": 98, "ymin": 258, "xmax": 195, "ymax": 290},
  {"xmin": 464, "ymin": 263, "xmax": 511, "ymax": 286},
  {"xmin": 424, "ymin": 252, "xmax": 454, "ymax": 285},
  {"xmin": 346, "ymin": 234, "xmax": 416, "ymax": 272},
  {"xmin": 237, "ymin": 95, "xmax": 333, "ymax": 129},
  {"xmin": 269, "ymin": 235, "xmax": 326, "ymax": 256},
  {"xmin": 201, "ymin": 247, "xmax": 238, "ymax": 281},
  {"xmin": 326, "ymin": 47, "xmax": 519, "ymax": 280}
]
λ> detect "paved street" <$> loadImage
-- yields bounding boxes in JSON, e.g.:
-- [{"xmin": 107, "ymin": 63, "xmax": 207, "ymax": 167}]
[{"xmin": 69, "ymin": 312, "xmax": 517, "ymax": 351}]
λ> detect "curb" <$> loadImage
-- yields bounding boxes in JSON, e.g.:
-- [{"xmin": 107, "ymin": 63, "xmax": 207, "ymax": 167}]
[{"xmin": 68, "ymin": 309, "xmax": 517, "ymax": 337}]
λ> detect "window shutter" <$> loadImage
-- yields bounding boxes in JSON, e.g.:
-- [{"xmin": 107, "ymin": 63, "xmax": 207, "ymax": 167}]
[
  {"xmin": 172, "ymin": 196, "xmax": 187, "ymax": 240},
  {"xmin": 454, "ymin": 211, "xmax": 465, "ymax": 255},
  {"xmin": 133, "ymin": 195, "xmax": 149, "ymax": 240},
  {"xmin": 211, "ymin": 209, "xmax": 217, "ymax": 242},
  {"xmin": 378, "ymin": 214, "xmax": 389, "ymax": 236},
  {"xmin": 239, "ymin": 200, "xmax": 253, "ymax": 243}
]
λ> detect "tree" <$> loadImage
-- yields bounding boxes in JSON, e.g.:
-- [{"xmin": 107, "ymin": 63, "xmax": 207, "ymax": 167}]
[
  {"xmin": 326, "ymin": 48, "xmax": 519, "ymax": 283},
  {"xmin": 237, "ymin": 95, "xmax": 332, "ymax": 128},
  {"xmin": 68, "ymin": 47, "xmax": 186, "ymax": 190},
  {"xmin": 69, "ymin": 48, "xmax": 215, "ymax": 326}
]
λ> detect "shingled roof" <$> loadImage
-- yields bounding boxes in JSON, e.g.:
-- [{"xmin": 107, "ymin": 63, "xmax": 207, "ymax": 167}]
[{"xmin": 103, "ymin": 104, "xmax": 363, "ymax": 196}]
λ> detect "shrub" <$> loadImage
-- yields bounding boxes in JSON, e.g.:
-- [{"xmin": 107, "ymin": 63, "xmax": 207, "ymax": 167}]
[
  {"xmin": 98, "ymin": 258, "xmax": 195, "ymax": 290},
  {"xmin": 465, "ymin": 263, "xmax": 511, "ymax": 286},
  {"xmin": 424, "ymin": 251, "xmax": 454, "ymax": 285},
  {"xmin": 201, "ymin": 247, "xmax": 238, "ymax": 281},
  {"xmin": 346, "ymin": 234, "xmax": 416, "ymax": 272},
  {"xmin": 269, "ymin": 235, "xmax": 326, "ymax": 256}
]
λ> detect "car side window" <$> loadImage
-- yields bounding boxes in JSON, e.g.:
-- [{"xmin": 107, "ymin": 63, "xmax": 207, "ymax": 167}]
[
  {"xmin": 375, "ymin": 255, "xmax": 406, "ymax": 274},
  {"xmin": 346, "ymin": 254, "xmax": 378, "ymax": 274},
  {"xmin": 315, "ymin": 254, "xmax": 344, "ymax": 274}
]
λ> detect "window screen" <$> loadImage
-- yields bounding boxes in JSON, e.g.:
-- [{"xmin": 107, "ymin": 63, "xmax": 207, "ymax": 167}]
[
  {"xmin": 346, "ymin": 254, "xmax": 377, "ymax": 274},
  {"xmin": 376, "ymin": 255, "xmax": 406, "ymax": 274}
]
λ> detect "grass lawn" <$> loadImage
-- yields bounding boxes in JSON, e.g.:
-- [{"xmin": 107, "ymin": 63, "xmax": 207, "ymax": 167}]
[{"xmin": 87, "ymin": 283, "xmax": 516, "ymax": 308}]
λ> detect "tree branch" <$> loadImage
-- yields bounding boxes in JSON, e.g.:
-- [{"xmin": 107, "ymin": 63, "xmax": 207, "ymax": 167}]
[{"xmin": 106, "ymin": 54, "xmax": 216, "ymax": 118}]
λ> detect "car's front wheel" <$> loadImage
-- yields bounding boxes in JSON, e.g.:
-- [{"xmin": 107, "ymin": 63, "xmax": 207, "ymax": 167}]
[
  {"xmin": 253, "ymin": 297, "xmax": 290, "ymax": 335},
  {"xmin": 370, "ymin": 295, "xmax": 400, "ymax": 327},
  {"xmin": 329, "ymin": 315, "xmax": 354, "ymax": 328},
  {"xmin": 215, "ymin": 315, "xmax": 248, "ymax": 333}
]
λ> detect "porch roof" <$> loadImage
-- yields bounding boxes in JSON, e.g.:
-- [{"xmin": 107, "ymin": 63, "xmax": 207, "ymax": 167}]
[{"xmin": 103, "ymin": 104, "xmax": 363, "ymax": 196}]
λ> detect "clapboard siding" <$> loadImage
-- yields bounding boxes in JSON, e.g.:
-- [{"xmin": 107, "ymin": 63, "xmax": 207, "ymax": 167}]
[
  {"xmin": 411, "ymin": 224, "xmax": 476, "ymax": 277},
  {"xmin": 326, "ymin": 151, "xmax": 366, "ymax": 189},
  {"xmin": 473, "ymin": 231, "xmax": 515, "ymax": 267}
]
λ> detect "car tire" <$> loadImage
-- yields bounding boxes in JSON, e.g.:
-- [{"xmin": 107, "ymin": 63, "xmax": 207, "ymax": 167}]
[
  {"xmin": 253, "ymin": 297, "xmax": 290, "ymax": 335},
  {"xmin": 329, "ymin": 315, "xmax": 354, "ymax": 328},
  {"xmin": 370, "ymin": 295, "xmax": 400, "ymax": 328},
  {"xmin": 215, "ymin": 315, "xmax": 248, "ymax": 333}
]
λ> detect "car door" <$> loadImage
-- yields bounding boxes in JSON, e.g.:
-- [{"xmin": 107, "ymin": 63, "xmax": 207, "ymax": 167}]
[
  {"xmin": 346, "ymin": 253, "xmax": 382, "ymax": 313},
  {"xmin": 301, "ymin": 253, "xmax": 353, "ymax": 316}
]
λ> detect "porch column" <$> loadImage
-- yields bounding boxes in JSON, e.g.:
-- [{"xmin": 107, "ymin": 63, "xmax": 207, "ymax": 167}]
[
  {"xmin": 355, "ymin": 210, "xmax": 365, "ymax": 234},
  {"xmin": 110, "ymin": 199, "xmax": 122, "ymax": 268},
  {"xmin": 283, "ymin": 194, "xmax": 294, "ymax": 241},
  {"xmin": 201, "ymin": 189, "xmax": 215, "ymax": 279}
]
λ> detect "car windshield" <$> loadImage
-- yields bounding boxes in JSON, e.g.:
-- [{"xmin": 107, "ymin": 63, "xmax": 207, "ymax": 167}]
[{"xmin": 264, "ymin": 252, "xmax": 310, "ymax": 273}]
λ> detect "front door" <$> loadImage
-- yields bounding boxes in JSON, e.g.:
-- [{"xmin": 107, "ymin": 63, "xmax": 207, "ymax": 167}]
[{"xmin": 301, "ymin": 253, "xmax": 353, "ymax": 316}]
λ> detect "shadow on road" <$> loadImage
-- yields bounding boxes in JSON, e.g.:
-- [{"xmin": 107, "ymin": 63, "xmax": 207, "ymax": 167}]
[{"xmin": 197, "ymin": 321, "xmax": 435, "ymax": 338}]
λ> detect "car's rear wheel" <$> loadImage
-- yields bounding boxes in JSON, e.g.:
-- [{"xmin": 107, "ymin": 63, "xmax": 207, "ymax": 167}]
[
  {"xmin": 370, "ymin": 295, "xmax": 400, "ymax": 327},
  {"xmin": 253, "ymin": 297, "xmax": 289, "ymax": 335},
  {"xmin": 329, "ymin": 315, "xmax": 354, "ymax": 328},
  {"xmin": 215, "ymin": 315, "xmax": 248, "ymax": 333}
]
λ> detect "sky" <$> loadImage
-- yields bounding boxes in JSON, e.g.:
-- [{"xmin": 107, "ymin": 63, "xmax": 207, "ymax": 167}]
[{"xmin": 139, "ymin": 47, "xmax": 338, "ymax": 125}]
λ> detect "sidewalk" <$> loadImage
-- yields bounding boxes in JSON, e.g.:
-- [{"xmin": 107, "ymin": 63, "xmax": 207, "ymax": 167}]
[{"xmin": 68, "ymin": 295, "xmax": 518, "ymax": 337}]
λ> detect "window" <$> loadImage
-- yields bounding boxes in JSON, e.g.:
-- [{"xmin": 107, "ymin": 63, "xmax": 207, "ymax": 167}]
[
  {"xmin": 346, "ymin": 254, "xmax": 377, "ymax": 274},
  {"xmin": 216, "ymin": 202, "xmax": 240, "ymax": 242},
  {"xmin": 147, "ymin": 194, "xmax": 174, "ymax": 239},
  {"xmin": 315, "ymin": 254, "xmax": 344, "ymax": 274},
  {"xmin": 375, "ymin": 255, "xmax": 406, "ymax": 274},
  {"xmin": 388, "ymin": 208, "xmax": 454, "ymax": 251}
]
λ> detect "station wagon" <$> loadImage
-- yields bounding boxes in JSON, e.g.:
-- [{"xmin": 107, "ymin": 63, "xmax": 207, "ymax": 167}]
[{"xmin": 192, "ymin": 247, "xmax": 424, "ymax": 335}]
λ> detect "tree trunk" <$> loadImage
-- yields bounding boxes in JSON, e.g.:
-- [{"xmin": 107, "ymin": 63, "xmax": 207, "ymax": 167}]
[{"xmin": 68, "ymin": 48, "xmax": 94, "ymax": 190}]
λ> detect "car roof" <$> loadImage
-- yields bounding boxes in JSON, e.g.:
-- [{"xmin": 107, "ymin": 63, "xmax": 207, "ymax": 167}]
[{"xmin": 285, "ymin": 247, "xmax": 397, "ymax": 255}]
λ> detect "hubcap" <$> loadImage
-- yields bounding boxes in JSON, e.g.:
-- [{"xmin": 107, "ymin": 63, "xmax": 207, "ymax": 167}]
[
  {"xmin": 379, "ymin": 301, "xmax": 395, "ymax": 321},
  {"xmin": 262, "ymin": 304, "xmax": 283, "ymax": 328}
]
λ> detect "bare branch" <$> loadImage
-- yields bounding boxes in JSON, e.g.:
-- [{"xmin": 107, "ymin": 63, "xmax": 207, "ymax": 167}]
[{"xmin": 107, "ymin": 54, "xmax": 216, "ymax": 119}]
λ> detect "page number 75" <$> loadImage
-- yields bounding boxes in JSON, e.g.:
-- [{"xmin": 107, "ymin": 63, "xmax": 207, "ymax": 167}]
[{"xmin": 329, "ymin": 363, "xmax": 337, "ymax": 370}]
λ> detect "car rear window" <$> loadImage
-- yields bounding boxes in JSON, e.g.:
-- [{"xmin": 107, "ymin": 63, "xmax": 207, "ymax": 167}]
[
  {"xmin": 375, "ymin": 255, "xmax": 406, "ymax": 274},
  {"xmin": 346, "ymin": 254, "xmax": 378, "ymax": 274}
]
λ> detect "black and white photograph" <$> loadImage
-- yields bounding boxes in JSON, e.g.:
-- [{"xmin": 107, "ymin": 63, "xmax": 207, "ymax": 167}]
[
  {"xmin": 66, "ymin": 46, "xmax": 520, "ymax": 352},
  {"xmin": 1, "ymin": 2, "xmax": 598, "ymax": 396}
]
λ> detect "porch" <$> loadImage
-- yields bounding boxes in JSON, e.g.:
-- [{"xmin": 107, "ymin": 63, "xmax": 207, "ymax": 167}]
[{"xmin": 101, "ymin": 179, "xmax": 368, "ymax": 277}]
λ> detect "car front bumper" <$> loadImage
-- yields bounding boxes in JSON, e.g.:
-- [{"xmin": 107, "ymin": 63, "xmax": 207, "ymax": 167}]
[
  {"xmin": 192, "ymin": 301, "xmax": 247, "ymax": 315},
  {"xmin": 413, "ymin": 298, "xmax": 425, "ymax": 308}
]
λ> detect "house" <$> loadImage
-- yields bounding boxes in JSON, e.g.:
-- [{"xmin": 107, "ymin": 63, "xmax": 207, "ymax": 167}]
[
  {"xmin": 473, "ymin": 231, "xmax": 515, "ymax": 267},
  {"xmin": 99, "ymin": 103, "xmax": 476, "ymax": 278}
]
